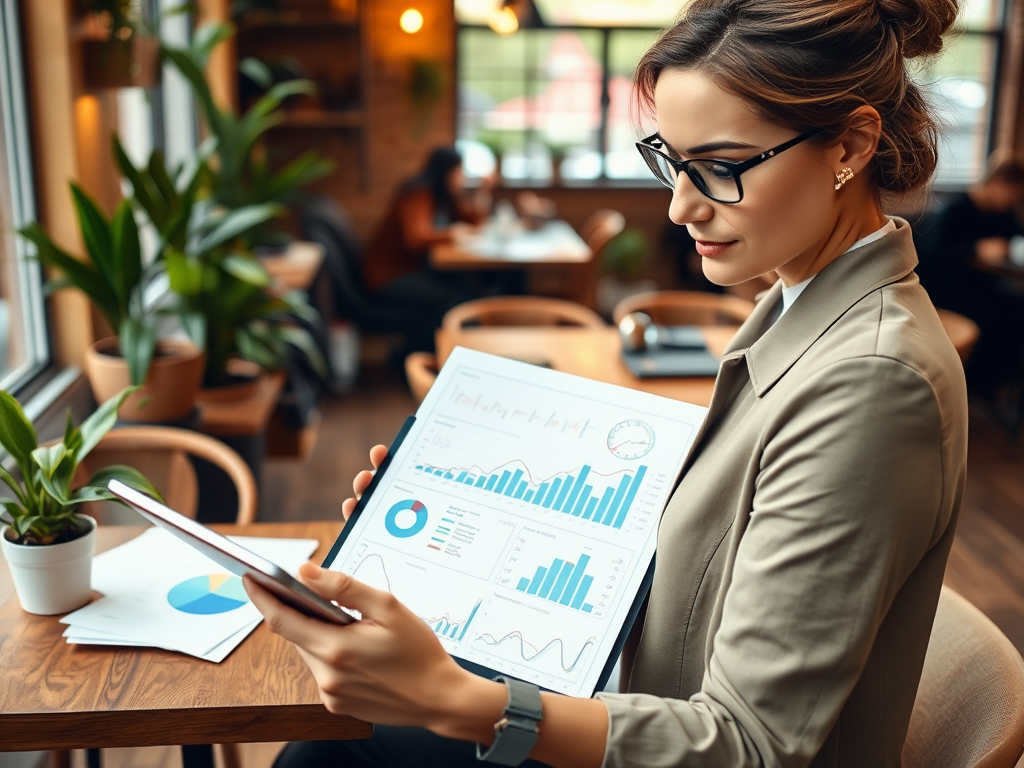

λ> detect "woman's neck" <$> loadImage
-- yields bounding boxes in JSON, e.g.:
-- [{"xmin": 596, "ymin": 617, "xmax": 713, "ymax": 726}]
[{"xmin": 776, "ymin": 201, "xmax": 888, "ymax": 287}]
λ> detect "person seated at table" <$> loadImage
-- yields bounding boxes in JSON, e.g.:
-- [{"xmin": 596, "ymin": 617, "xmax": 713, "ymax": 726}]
[
  {"xmin": 247, "ymin": 0, "xmax": 969, "ymax": 766},
  {"xmin": 362, "ymin": 147, "xmax": 495, "ymax": 352},
  {"xmin": 919, "ymin": 150, "xmax": 1024, "ymax": 393}
]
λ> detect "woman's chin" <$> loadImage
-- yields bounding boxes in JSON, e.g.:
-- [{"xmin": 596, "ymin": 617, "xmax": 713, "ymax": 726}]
[{"xmin": 701, "ymin": 258, "xmax": 762, "ymax": 288}]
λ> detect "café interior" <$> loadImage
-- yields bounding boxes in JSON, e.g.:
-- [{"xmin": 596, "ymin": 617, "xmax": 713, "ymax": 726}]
[{"xmin": 1, "ymin": 0, "xmax": 1024, "ymax": 766}]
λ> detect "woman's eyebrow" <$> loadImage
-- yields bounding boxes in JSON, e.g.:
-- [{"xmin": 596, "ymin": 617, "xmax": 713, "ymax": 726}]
[{"xmin": 657, "ymin": 134, "xmax": 758, "ymax": 156}]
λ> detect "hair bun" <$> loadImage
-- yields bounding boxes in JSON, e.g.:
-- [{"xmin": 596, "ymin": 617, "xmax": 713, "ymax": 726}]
[{"xmin": 875, "ymin": 0, "xmax": 959, "ymax": 58}]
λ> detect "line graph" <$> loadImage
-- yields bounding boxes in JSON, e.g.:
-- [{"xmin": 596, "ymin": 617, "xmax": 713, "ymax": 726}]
[{"xmin": 476, "ymin": 631, "xmax": 596, "ymax": 674}]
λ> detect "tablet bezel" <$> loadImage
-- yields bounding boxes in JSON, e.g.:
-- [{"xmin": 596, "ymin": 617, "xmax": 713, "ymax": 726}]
[
  {"xmin": 320, "ymin": 416, "xmax": 655, "ymax": 696},
  {"xmin": 106, "ymin": 479, "xmax": 355, "ymax": 626}
]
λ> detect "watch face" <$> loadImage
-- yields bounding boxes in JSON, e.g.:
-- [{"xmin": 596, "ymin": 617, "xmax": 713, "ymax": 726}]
[{"xmin": 607, "ymin": 419, "xmax": 655, "ymax": 460}]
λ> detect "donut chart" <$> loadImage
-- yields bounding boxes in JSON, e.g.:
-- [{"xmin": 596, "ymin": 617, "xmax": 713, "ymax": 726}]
[
  {"xmin": 385, "ymin": 499, "xmax": 428, "ymax": 538},
  {"xmin": 167, "ymin": 574, "xmax": 248, "ymax": 615}
]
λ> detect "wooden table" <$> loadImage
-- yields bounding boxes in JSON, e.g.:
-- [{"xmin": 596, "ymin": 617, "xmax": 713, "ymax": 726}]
[
  {"xmin": 432, "ymin": 221, "xmax": 597, "ymax": 308},
  {"xmin": 436, "ymin": 325, "xmax": 736, "ymax": 407},
  {"xmin": 0, "ymin": 521, "xmax": 371, "ymax": 752}
]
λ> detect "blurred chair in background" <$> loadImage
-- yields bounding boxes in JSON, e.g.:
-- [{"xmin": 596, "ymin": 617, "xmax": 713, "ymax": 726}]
[
  {"xmin": 405, "ymin": 352, "xmax": 439, "ymax": 404},
  {"xmin": 612, "ymin": 290, "xmax": 754, "ymax": 328},
  {"xmin": 936, "ymin": 308, "xmax": 981, "ymax": 368},
  {"xmin": 443, "ymin": 296, "xmax": 605, "ymax": 332}
]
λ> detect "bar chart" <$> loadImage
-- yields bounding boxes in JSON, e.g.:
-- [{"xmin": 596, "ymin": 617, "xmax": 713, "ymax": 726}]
[
  {"xmin": 412, "ymin": 461, "xmax": 647, "ymax": 529},
  {"xmin": 428, "ymin": 599, "xmax": 481, "ymax": 643},
  {"xmin": 516, "ymin": 552, "xmax": 596, "ymax": 613}
]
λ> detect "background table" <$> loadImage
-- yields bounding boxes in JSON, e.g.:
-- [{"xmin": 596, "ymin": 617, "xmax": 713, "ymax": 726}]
[
  {"xmin": 432, "ymin": 221, "xmax": 597, "ymax": 308},
  {"xmin": 0, "ymin": 521, "xmax": 370, "ymax": 752},
  {"xmin": 436, "ymin": 325, "xmax": 736, "ymax": 407}
]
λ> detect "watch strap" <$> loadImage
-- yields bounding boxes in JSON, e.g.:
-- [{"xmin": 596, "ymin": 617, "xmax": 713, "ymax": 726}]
[{"xmin": 476, "ymin": 676, "xmax": 542, "ymax": 766}]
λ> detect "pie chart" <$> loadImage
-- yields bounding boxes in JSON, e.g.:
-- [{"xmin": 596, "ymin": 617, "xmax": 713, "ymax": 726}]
[
  {"xmin": 167, "ymin": 574, "xmax": 249, "ymax": 615},
  {"xmin": 385, "ymin": 499, "xmax": 428, "ymax": 538}
]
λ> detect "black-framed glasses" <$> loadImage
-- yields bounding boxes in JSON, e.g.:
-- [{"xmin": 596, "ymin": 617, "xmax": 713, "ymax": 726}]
[{"xmin": 635, "ymin": 129, "xmax": 822, "ymax": 204}]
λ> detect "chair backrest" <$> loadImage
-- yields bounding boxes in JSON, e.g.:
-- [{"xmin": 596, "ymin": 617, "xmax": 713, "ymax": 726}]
[
  {"xmin": 301, "ymin": 197, "xmax": 367, "ymax": 315},
  {"xmin": 935, "ymin": 308, "xmax": 980, "ymax": 366},
  {"xmin": 581, "ymin": 209, "xmax": 626, "ymax": 257},
  {"xmin": 442, "ymin": 296, "xmax": 606, "ymax": 333},
  {"xmin": 404, "ymin": 352, "xmax": 438, "ymax": 404},
  {"xmin": 902, "ymin": 586, "xmax": 1024, "ymax": 768},
  {"xmin": 78, "ymin": 426, "xmax": 258, "ymax": 525},
  {"xmin": 612, "ymin": 290, "xmax": 755, "ymax": 327}
]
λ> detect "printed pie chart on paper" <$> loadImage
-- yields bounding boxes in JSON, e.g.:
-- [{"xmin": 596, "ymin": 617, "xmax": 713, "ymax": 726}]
[{"xmin": 167, "ymin": 574, "xmax": 249, "ymax": 615}]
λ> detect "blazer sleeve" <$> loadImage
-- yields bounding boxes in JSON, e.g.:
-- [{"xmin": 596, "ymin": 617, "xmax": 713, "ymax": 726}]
[{"xmin": 596, "ymin": 355, "xmax": 949, "ymax": 768}]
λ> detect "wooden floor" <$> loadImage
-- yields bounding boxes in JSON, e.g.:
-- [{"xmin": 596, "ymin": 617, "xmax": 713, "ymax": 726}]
[{"xmin": 59, "ymin": 369, "xmax": 1024, "ymax": 768}]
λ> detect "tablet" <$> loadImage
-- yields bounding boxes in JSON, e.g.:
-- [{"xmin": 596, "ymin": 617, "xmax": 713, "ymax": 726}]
[
  {"xmin": 106, "ymin": 479, "xmax": 355, "ymax": 626},
  {"xmin": 321, "ymin": 348, "xmax": 707, "ymax": 697}
]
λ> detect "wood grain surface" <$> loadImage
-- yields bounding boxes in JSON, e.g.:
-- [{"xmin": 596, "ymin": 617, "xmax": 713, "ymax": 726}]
[{"xmin": 0, "ymin": 522, "xmax": 371, "ymax": 751}]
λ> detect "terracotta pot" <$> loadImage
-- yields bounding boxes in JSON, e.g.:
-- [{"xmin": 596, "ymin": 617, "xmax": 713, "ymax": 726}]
[
  {"xmin": 84, "ymin": 338, "xmax": 205, "ymax": 423},
  {"xmin": 0, "ymin": 516, "xmax": 96, "ymax": 615}
]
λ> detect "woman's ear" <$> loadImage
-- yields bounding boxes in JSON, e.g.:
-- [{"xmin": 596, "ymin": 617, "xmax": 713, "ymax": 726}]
[{"xmin": 832, "ymin": 105, "xmax": 883, "ymax": 175}]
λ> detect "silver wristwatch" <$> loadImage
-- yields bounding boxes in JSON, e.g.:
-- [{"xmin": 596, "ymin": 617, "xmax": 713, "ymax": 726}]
[{"xmin": 476, "ymin": 676, "xmax": 543, "ymax": 766}]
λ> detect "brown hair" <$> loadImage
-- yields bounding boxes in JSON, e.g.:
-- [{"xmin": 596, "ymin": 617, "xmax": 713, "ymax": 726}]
[{"xmin": 635, "ymin": 0, "xmax": 959, "ymax": 195}]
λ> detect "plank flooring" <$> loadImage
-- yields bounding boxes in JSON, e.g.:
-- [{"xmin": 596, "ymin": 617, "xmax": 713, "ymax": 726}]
[{"xmin": 50, "ymin": 370, "xmax": 1024, "ymax": 768}]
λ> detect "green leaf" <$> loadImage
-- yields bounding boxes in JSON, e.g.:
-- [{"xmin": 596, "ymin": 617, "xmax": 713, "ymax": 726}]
[
  {"xmin": 13, "ymin": 515, "xmax": 41, "ymax": 538},
  {"xmin": 280, "ymin": 325, "xmax": 328, "ymax": 378},
  {"xmin": 239, "ymin": 57, "xmax": 273, "ymax": 89},
  {"xmin": 110, "ymin": 200, "xmax": 143, "ymax": 310},
  {"xmin": 66, "ymin": 487, "xmax": 119, "ymax": 505},
  {"xmin": 165, "ymin": 250, "xmax": 204, "ymax": 296},
  {"xmin": 31, "ymin": 443, "xmax": 66, "ymax": 480},
  {"xmin": 119, "ymin": 316, "xmax": 158, "ymax": 386},
  {"xmin": 222, "ymin": 254, "xmax": 271, "ymax": 287},
  {"xmin": 69, "ymin": 183, "xmax": 117, "ymax": 290},
  {"xmin": 0, "ymin": 391, "xmax": 38, "ymax": 471},
  {"xmin": 113, "ymin": 135, "xmax": 165, "ymax": 226},
  {"xmin": 63, "ymin": 408, "xmax": 83, "ymax": 457},
  {"xmin": 161, "ymin": 45, "xmax": 226, "ymax": 139},
  {"xmin": 195, "ymin": 203, "xmax": 284, "ymax": 254},
  {"xmin": 86, "ymin": 464, "xmax": 164, "ymax": 503},
  {"xmin": 263, "ymin": 152, "xmax": 333, "ymax": 203},
  {"xmin": 0, "ymin": 465, "xmax": 28, "ymax": 509},
  {"xmin": 178, "ymin": 309, "xmax": 206, "ymax": 350},
  {"xmin": 76, "ymin": 386, "xmax": 139, "ymax": 462}
]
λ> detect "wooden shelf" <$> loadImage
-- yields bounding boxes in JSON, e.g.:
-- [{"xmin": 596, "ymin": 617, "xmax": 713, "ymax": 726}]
[
  {"xmin": 239, "ymin": 12, "xmax": 358, "ymax": 30},
  {"xmin": 273, "ymin": 110, "xmax": 364, "ymax": 129}
]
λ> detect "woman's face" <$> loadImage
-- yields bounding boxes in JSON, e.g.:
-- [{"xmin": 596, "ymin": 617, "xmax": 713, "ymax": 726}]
[
  {"xmin": 446, "ymin": 164, "xmax": 465, "ymax": 197},
  {"xmin": 654, "ymin": 68, "xmax": 839, "ymax": 286}
]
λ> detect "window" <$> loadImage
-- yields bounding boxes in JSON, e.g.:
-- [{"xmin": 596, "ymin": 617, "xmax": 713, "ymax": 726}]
[
  {"xmin": 456, "ymin": 0, "xmax": 1007, "ymax": 186},
  {"xmin": 0, "ymin": 0, "xmax": 48, "ymax": 390}
]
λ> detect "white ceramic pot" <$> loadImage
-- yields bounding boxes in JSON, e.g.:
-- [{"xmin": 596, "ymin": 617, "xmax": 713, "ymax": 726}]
[{"xmin": 0, "ymin": 515, "xmax": 96, "ymax": 615}]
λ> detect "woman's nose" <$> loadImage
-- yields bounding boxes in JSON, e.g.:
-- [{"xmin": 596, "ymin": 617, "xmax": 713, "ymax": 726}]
[{"xmin": 668, "ymin": 173, "xmax": 714, "ymax": 226}]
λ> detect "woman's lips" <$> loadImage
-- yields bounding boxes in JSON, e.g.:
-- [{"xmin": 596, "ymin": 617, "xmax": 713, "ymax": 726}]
[{"xmin": 694, "ymin": 239, "xmax": 736, "ymax": 257}]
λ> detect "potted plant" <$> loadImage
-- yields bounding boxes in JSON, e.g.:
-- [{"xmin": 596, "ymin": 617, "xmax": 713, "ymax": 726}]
[
  {"xmin": 0, "ymin": 387, "xmax": 161, "ymax": 615},
  {"xmin": 18, "ymin": 174, "xmax": 205, "ymax": 423},
  {"xmin": 79, "ymin": 0, "xmax": 161, "ymax": 89},
  {"xmin": 596, "ymin": 228, "xmax": 657, "ymax": 318},
  {"xmin": 162, "ymin": 23, "xmax": 332, "ymax": 251}
]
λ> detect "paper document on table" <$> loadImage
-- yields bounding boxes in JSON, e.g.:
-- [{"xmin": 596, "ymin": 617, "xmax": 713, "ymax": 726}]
[
  {"xmin": 456, "ymin": 221, "xmax": 590, "ymax": 261},
  {"xmin": 61, "ymin": 529, "xmax": 318, "ymax": 661},
  {"xmin": 324, "ymin": 347, "xmax": 708, "ymax": 697}
]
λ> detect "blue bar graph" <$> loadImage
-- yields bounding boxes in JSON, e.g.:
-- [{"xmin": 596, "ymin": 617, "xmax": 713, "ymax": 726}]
[
  {"xmin": 413, "ymin": 463, "xmax": 649, "ymax": 529},
  {"xmin": 516, "ymin": 553, "xmax": 595, "ymax": 613},
  {"xmin": 431, "ymin": 600, "xmax": 481, "ymax": 643}
]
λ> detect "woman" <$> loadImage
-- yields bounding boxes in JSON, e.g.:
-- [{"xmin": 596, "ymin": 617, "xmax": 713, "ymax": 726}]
[
  {"xmin": 363, "ymin": 147, "xmax": 494, "ymax": 350},
  {"xmin": 248, "ymin": 0, "xmax": 968, "ymax": 765}
]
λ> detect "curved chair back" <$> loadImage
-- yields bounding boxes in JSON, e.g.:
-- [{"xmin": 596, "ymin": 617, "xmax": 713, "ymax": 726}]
[
  {"xmin": 78, "ymin": 426, "xmax": 258, "ymax": 525},
  {"xmin": 405, "ymin": 352, "xmax": 438, "ymax": 404},
  {"xmin": 612, "ymin": 290, "xmax": 755, "ymax": 328},
  {"xmin": 581, "ymin": 209, "xmax": 626, "ymax": 257},
  {"xmin": 902, "ymin": 586, "xmax": 1024, "ymax": 768},
  {"xmin": 443, "ymin": 296, "xmax": 605, "ymax": 333},
  {"xmin": 936, "ymin": 308, "xmax": 980, "ymax": 367}
]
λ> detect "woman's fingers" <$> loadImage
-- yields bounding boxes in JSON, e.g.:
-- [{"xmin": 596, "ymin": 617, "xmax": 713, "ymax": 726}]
[
  {"xmin": 341, "ymin": 444, "xmax": 389, "ymax": 521},
  {"xmin": 369, "ymin": 444, "xmax": 387, "ymax": 469},
  {"xmin": 299, "ymin": 563, "xmax": 395, "ymax": 619}
]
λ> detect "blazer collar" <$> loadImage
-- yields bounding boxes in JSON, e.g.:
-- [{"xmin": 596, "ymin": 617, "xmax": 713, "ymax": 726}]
[{"xmin": 725, "ymin": 217, "xmax": 918, "ymax": 397}]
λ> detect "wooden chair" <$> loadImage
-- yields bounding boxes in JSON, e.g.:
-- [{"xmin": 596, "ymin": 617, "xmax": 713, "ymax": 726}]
[
  {"xmin": 902, "ymin": 586, "xmax": 1024, "ymax": 768},
  {"xmin": 405, "ymin": 352, "xmax": 439, "ymax": 404},
  {"xmin": 580, "ymin": 209, "xmax": 626, "ymax": 255},
  {"xmin": 72, "ymin": 426, "xmax": 256, "ymax": 768},
  {"xmin": 612, "ymin": 290, "xmax": 755, "ymax": 328},
  {"xmin": 936, "ymin": 308, "xmax": 980, "ymax": 367},
  {"xmin": 442, "ymin": 296, "xmax": 606, "ymax": 334}
]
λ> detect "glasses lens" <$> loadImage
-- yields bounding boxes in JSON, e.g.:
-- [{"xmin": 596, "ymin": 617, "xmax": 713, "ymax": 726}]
[
  {"xmin": 688, "ymin": 160, "xmax": 741, "ymax": 203},
  {"xmin": 638, "ymin": 145, "xmax": 677, "ymax": 190}
]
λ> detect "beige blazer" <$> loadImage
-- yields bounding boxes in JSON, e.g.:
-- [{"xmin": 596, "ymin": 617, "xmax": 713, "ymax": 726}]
[{"xmin": 597, "ymin": 219, "xmax": 968, "ymax": 768}]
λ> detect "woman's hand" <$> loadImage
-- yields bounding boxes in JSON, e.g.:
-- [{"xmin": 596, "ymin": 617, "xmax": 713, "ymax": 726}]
[
  {"xmin": 341, "ymin": 445, "xmax": 388, "ymax": 521},
  {"xmin": 243, "ymin": 564, "xmax": 505, "ymax": 736}
]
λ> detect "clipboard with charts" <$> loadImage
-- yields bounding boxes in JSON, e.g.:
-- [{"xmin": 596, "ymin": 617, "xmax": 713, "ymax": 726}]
[{"xmin": 322, "ymin": 347, "xmax": 707, "ymax": 697}]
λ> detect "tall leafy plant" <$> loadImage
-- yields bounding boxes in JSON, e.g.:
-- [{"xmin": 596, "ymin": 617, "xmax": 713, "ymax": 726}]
[
  {"xmin": 161, "ymin": 23, "xmax": 331, "ymax": 247},
  {"xmin": 0, "ymin": 388, "xmax": 161, "ymax": 546},
  {"xmin": 19, "ymin": 184, "xmax": 160, "ymax": 385}
]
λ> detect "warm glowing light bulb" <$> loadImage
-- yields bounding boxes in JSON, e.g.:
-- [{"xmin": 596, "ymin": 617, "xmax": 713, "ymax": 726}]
[
  {"xmin": 488, "ymin": 6, "xmax": 519, "ymax": 35},
  {"xmin": 400, "ymin": 8, "xmax": 424, "ymax": 33}
]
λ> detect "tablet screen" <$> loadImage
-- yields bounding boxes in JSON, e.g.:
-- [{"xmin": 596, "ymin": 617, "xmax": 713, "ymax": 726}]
[{"xmin": 323, "ymin": 348, "xmax": 706, "ymax": 697}]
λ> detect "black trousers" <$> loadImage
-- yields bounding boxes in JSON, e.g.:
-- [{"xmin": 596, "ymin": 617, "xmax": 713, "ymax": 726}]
[{"xmin": 273, "ymin": 725, "xmax": 553, "ymax": 768}]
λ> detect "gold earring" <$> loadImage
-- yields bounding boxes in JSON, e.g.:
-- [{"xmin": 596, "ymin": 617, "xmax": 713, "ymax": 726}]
[{"xmin": 834, "ymin": 167, "xmax": 855, "ymax": 190}]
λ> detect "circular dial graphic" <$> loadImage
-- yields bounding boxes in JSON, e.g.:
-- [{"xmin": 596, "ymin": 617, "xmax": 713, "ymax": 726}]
[{"xmin": 607, "ymin": 420, "xmax": 655, "ymax": 460}]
